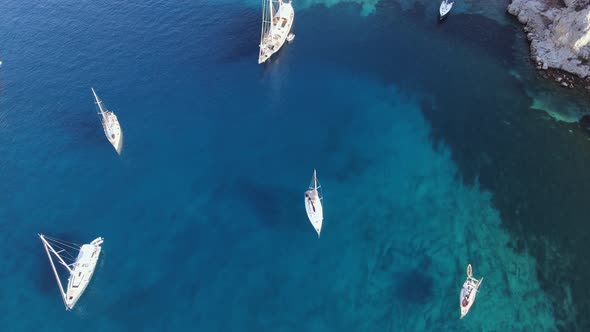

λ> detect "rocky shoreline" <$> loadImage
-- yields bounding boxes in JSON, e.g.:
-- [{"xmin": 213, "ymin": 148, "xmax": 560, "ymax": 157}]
[{"xmin": 508, "ymin": 0, "xmax": 590, "ymax": 90}]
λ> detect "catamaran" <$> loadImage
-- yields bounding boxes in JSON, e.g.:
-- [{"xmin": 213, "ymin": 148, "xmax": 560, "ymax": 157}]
[
  {"xmin": 258, "ymin": 0, "xmax": 294, "ymax": 64},
  {"xmin": 460, "ymin": 263, "xmax": 483, "ymax": 319},
  {"xmin": 39, "ymin": 234, "xmax": 104, "ymax": 310},
  {"xmin": 304, "ymin": 169, "xmax": 323, "ymax": 237},
  {"xmin": 439, "ymin": 0, "xmax": 454, "ymax": 20},
  {"xmin": 91, "ymin": 87, "xmax": 122, "ymax": 154}
]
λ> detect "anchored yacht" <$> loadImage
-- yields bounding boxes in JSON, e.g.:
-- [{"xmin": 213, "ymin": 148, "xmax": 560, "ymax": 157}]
[
  {"xmin": 439, "ymin": 0, "xmax": 454, "ymax": 20},
  {"xmin": 304, "ymin": 169, "xmax": 323, "ymax": 237},
  {"xmin": 258, "ymin": 0, "xmax": 294, "ymax": 64},
  {"xmin": 91, "ymin": 87, "xmax": 122, "ymax": 154},
  {"xmin": 39, "ymin": 234, "xmax": 104, "ymax": 310},
  {"xmin": 460, "ymin": 263, "xmax": 483, "ymax": 319}
]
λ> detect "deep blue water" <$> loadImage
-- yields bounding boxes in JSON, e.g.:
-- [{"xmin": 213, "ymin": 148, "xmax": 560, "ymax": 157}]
[{"xmin": 1, "ymin": 0, "xmax": 590, "ymax": 331}]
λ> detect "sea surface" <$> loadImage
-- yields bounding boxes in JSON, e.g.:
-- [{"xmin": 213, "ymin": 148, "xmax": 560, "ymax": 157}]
[{"xmin": 1, "ymin": 0, "xmax": 590, "ymax": 331}]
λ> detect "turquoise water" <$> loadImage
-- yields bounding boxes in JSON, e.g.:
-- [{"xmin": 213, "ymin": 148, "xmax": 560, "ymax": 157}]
[{"xmin": 1, "ymin": 0, "xmax": 589, "ymax": 330}]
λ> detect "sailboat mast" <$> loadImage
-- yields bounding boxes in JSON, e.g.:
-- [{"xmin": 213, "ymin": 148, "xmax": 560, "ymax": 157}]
[
  {"xmin": 313, "ymin": 169, "xmax": 317, "ymax": 191},
  {"xmin": 40, "ymin": 235, "xmax": 74, "ymax": 272},
  {"xmin": 270, "ymin": 0, "xmax": 276, "ymax": 19},
  {"xmin": 260, "ymin": 0, "xmax": 267, "ymax": 47},
  {"xmin": 91, "ymin": 87, "xmax": 108, "ymax": 121},
  {"xmin": 39, "ymin": 235, "xmax": 69, "ymax": 308}
]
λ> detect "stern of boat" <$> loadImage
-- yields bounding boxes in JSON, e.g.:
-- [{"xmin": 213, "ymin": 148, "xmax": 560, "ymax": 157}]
[{"xmin": 91, "ymin": 237, "xmax": 104, "ymax": 247}]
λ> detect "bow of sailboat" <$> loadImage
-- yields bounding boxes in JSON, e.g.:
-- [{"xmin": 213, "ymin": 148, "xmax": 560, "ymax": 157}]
[{"xmin": 91, "ymin": 87, "xmax": 107, "ymax": 115}]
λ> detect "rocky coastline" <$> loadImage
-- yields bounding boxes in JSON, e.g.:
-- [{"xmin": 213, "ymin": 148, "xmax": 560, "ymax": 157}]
[{"xmin": 508, "ymin": 0, "xmax": 590, "ymax": 90}]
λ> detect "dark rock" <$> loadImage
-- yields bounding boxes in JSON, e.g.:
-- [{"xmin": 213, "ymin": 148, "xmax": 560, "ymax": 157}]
[{"xmin": 578, "ymin": 114, "xmax": 590, "ymax": 134}]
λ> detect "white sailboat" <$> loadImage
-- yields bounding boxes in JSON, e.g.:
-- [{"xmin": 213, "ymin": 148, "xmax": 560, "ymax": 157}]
[
  {"xmin": 39, "ymin": 234, "xmax": 104, "ymax": 310},
  {"xmin": 460, "ymin": 263, "xmax": 483, "ymax": 319},
  {"xmin": 439, "ymin": 0, "xmax": 454, "ymax": 20},
  {"xmin": 258, "ymin": 0, "xmax": 294, "ymax": 64},
  {"xmin": 304, "ymin": 169, "xmax": 323, "ymax": 237},
  {"xmin": 91, "ymin": 87, "xmax": 122, "ymax": 154}
]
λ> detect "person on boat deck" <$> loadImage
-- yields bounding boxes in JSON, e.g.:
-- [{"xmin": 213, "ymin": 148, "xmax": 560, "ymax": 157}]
[
  {"xmin": 305, "ymin": 192, "xmax": 316, "ymax": 212},
  {"xmin": 462, "ymin": 295, "xmax": 469, "ymax": 307}
]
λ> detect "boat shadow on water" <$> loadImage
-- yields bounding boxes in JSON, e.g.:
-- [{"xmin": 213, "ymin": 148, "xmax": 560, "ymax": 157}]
[
  {"xmin": 52, "ymin": 113, "xmax": 104, "ymax": 152},
  {"xmin": 392, "ymin": 269, "xmax": 434, "ymax": 304},
  {"xmin": 236, "ymin": 177, "xmax": 301, "ymax": 231},
  {"xmin": 214, "ymin": 7, "xmax": 260, "ymax": 64},
  {"xmin": 206, "ymin": 176, "xmax": 303, "ymax": 232},
  {"xmin": 259, "ymin": 41, "xmax": 294, "ymax": 72},
  {"xmin": 115, "ymin": 129, "xmax": 124, "ymax": 156}
]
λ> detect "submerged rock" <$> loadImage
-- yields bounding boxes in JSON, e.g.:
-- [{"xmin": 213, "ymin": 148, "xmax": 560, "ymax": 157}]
[
  {"xmin": 508, "ymin": 0, "xmax": 590, "ymax": 88},
  {"xmin": 578, "ymin": 114, "xmax": 590, "ymax": 138}
]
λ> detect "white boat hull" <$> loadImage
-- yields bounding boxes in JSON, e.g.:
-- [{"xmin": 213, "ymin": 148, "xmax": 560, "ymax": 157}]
[
  {"xmin": 439, "ymin": 0, "xmax": 454, "ymax": 19},
  {"xmin": 65, "ymin": 237, "xmax": 103, "ymax": 310},
  {"xmin": 258, "ymin": 1, "xmax": 294, "ymax": 64},
  {"xmin": 92, "ymin": 88, "xmax": 123, "ymax": 154},
  {"xmin": 304, "ymin": 190, "xmax": 323, "ymax": 237},
  {"xmin": 103, "ymin": 112, "xmax": 122, "ymax": 154},
  {"xmin": 460, "ymin": 277, "xmax": 482, "ymax": 319}
]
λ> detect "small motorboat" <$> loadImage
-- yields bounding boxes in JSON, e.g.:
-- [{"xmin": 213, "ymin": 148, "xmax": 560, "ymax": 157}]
[
  {"xmin": 460, "ymin": 263, "xmax": 483, "ymax": 319},
  {"xmin": 287, "ymin": 33, "xmax": 295, "ymax": 43},
  {"xmin": 439, "ymin": 0, "xmax": 454, "ymax": 20}
]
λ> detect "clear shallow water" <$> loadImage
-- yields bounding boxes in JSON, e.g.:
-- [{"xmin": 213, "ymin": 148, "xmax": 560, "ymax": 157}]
[{"xmin": 0, "ymin": 0, "xmax": 589, "ymax": 331}]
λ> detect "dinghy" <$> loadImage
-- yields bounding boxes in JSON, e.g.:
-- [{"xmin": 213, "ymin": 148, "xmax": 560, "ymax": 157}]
[
  {"xmin": 304, "ymin": 169, "xmax": 323, "ymax": 237},
  {"xmin": 92, "ymin": 87, "xmax": 123, "ymax": 154},
  {"xmin": 460, "ymin": 263, "xmax": 483, "ymax": 319},
  {"xmin": 439, "ymin": 0, "xmax": 454, "ymax": 20},
  {"xmin": 287, "ymin": 33, "xmax": 295, "ymax": 43},
  {"xmin": 39, "ymin": 234, "xmax": 104, "ymax": 310},
  {"xmin": 258, "ymin": 0, "xmax": 294, "ymax": 64}
]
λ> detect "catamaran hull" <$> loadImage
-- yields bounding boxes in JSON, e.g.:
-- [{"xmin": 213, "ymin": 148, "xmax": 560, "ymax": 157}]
[{"xmin": 258, "ymin": 2, "xmax": 295, "ymax": 64}]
